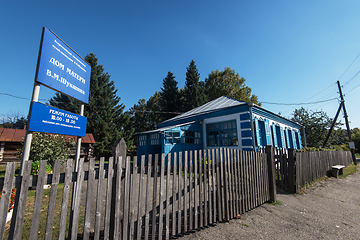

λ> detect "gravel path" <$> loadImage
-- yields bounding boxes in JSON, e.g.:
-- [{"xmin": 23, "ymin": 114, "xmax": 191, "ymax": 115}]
[{"xmin": 180, "ymin": 163, "xmax": 360, "ymax": 240}]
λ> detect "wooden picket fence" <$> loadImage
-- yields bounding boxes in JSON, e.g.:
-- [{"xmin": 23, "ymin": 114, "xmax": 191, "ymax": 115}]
[
  {"xmin": 0, "ymin": 148, "xmax": 270, "ymax": 239},
  {"xmin": 273, "ymin": 149, "xmax": 353, "ymax": 193}
]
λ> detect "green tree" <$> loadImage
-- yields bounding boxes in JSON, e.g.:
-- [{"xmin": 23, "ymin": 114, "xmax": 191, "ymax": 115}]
[
  {"xmin": 182, "ymin": 60, "xmax": 206, "ymax": 112},
  {"xmin": 50, "ymin": 53, "xmax": 134, "ymax": 157},
  {"xmin": 159, "ymin": 71, "xmax": 181, "ymax": 120},
  {"xmin": 129, "ymin": 98, "xmax": 161, "ymax": 134},
  {"xmin": 291, "ymin": 107, "xmax": 342, "ymax": 148},
  {"xmin": 18, "ymin": 132, "xmax": 76, "ymax": 167},
  {"xmin": 352, "ymin": 128, "xmax": 360, "ymax": 153},
  {"xmin": 128, "ymin": 92, "xmax": 163, "ymax": 152},
  {"xmin": 204, "ymin": 67, "xmax": 260, "ymax": 105}
]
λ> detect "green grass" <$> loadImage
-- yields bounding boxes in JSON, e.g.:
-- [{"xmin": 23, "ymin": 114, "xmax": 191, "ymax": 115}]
[
  {"xmin": 355, "ymin": 153, "xmax": 360, "ymax": 159},
  {"xmin": 3, "ymin": 184, "xmax": 85, "ymax": 239},
  {"xmin": 340, "ymin": 163, "xmax": 359, "ymax": 178},
  {"xmin": 0, "ymin": 164, "xmax": 21, "ymax": 178},
  {"xmin": 268, "ymin": 200, "xmax": 282, "ymax": 205}
]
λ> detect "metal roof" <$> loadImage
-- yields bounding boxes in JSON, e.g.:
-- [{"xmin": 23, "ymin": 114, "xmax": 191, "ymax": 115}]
[{"xmin": 160, "ymin": 96, "xmax": 247, "ymax": 125}]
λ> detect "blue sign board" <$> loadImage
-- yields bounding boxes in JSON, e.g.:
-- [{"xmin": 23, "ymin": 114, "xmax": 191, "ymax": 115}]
[
  {"xmin": 28, "ymin": 102, "xmax": 87, "ymax": 137},
  {"xmin": 37, "ymin": 28, "xmax": 90, "ymax": 104}
]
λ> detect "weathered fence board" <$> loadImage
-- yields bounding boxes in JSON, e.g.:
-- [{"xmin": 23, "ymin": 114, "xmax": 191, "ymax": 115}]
[
  {"xmin": 0, "ymin": 162, "xmax": 16, "ymax": 238},
  {"xmin": 29, "ymin": 160, "xmax": 47, "ymax": 240},
  {"xmin": 94, "ymin": 157, "xmax": 105, "ymax": 240}
]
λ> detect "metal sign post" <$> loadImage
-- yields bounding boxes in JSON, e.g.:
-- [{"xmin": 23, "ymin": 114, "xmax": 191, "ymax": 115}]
[{"xmin": 20, "ymin": 82, "xmax": 40, "ymax": 176}]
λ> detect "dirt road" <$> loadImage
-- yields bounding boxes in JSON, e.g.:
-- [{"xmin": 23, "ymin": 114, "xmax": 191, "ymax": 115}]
[{"xmin": 180, "ymin": 163, "xmax": 360, "ymax": 240}]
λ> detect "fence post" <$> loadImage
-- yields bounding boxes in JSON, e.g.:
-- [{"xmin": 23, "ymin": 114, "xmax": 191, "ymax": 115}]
[
  {"xmin": 265, "ymin": 145, "xmax": 276, "ymax": 202},
  {"xmin": 110, "ymin": 138, "xmax": 127, "ymax": 239},
  {"xmin": 288, "ymin": 149, "xmax": 295, "ymax": 193}
]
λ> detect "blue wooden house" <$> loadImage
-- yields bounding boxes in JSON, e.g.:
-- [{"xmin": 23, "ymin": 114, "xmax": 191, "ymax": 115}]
[{"xmin": 136, "ymin": 96, "xmax": 303, "ymax": 162}]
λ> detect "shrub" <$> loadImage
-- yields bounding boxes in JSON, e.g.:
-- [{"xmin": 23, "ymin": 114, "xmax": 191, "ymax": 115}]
[
  {"xmin": 18, "ymin": 132, "xmax": 76, "ymax": 167},
  {"xmin": 31, "ymin": 160, "xmax": 53, "ymax": 175}
]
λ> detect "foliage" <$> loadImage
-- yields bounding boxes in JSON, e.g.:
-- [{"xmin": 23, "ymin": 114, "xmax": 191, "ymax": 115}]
[
  {"xmin": 352, "ymin": 127, "xmax": 360, "ymax": 153},
  {"xmin": 0, "ymin": 188, "xmax": 16, "ymax": 212},
  {"xmin": 296, "ymin": 147, "xmax": 337, "ymax": 152},
  {"xmin": 291, "ymin": 107, "xmax": 343, "ymax": 148},
  {"xmin": 31, "ymin": 160, "xmax": 53, "ymax": 175},
  {"xmin": 18, "ymin": 132, "xmax": 75, "ymax": 167},
  {"xmin": 159, "ymin": 71, "xmax": 181, "ymax": 120},
  {"xmin": 50, "ymin": 53, "xmax": 134, "ymax": 157},
  {"xmin": 182, "ymin": 60, "xmax": 207, "ymax": 112},
  {"xmin": 129, "ymin": 93, "xmax": 163, "ymax": 134},
  {"xmin": 204, "ymin": 67, "xmax": 260, "ymax": 105}
]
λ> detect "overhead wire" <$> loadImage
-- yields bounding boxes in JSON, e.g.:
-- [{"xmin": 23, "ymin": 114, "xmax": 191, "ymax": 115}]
[
  {"xmin": 261, "ymin": 97, "xmax": 338, "ymax": 106},
  {"xmin": 344, "ymin": 82, "xmax": 360, "ymax": 96},
  {"xmin": 0, "ymin": 92, "xmax": 48, "ymax": 101},
  {"xmin": 274, "ymin": 82, "xmax": 338, "ymax": 115},
  {"xmin": 338, "ymin": 52, "xmax": 360, "ymax": 82},
  {"xmin": 342, "ymin": 69, "xmax": 360, "ymax": 88},
  {"xmin": 277, "ymin": 52, "xmax": 360, "ymax": 115}
]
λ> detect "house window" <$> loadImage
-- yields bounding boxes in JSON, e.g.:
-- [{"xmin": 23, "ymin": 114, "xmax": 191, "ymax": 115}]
[
  {"xmin": 206, "ymin": 120, "xmax": 238, "ymax": 147},
  {"xmin": 150, "ymin": 133, "xmax": 160, "ymax": 145},
  {"xmin": 138, "ymin": 135, "xmax": 146, "ymax": 146},
  {"xmin": 182, "ymin": 131, "xmax": 201, "ymax": 144},
  {"xmin": 165, "ymin": 130, "xmax": 180, "ymax": 144}
]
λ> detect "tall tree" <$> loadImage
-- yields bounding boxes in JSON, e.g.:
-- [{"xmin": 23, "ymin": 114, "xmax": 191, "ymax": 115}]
[
  {"xmin": 159, "ymin": 71, "xmax": 181, "ymax": 120},
  {"xmin": 50, "ymin": 53, "xmax": 134, "ymax": 157},
  {"xmin": 129, "ymin": 97, "xmax": 161, "ymax": 134},
  {"xmin": 291, "ymin": 107, "xmax": 342, "ymax": 148},
  {"xmin": 352, "ymin": 128, "xmax": 360, "ymax": 153},
  {"xmin": 182, "ymin": 60, "xmax": 206, "ymax": 112},
  {"xmin": 204, "ymin": 67, "xmax": 260, "ymax": 105}
]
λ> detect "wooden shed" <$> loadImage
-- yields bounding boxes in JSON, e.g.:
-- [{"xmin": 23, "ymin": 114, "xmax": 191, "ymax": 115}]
[{"xmin": 0, "ymin": 128, "xmax": 95, "ymax": 164}]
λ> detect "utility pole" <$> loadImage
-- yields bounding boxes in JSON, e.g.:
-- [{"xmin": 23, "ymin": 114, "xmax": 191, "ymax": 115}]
[
  {"xmin": 337, "ymin": 80, "xmax": 357, "ymax": 165},
  {"xmin": 322, "ymin": 102, "xmax": 343, "ymax": 148}
]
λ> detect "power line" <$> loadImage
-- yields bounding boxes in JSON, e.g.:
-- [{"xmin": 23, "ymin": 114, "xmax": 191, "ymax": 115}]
[
  {"xmin": 339, "ymin": 52, "xmax": 360, "ymax": 82},
  {"xmin": 131, "ymin": 110, "xmax": 183, "ymax": 115},
  {"xmin": 2, "ymin": 90, "xmax": 340, "ymax": 111},
  {"xmin": 344, "ymin": 82, "xmax": 360, "ymax": 96},
  {"xmin": 301, "ymin": 82, "xmax": 335, "ymax": 103},
  {"xmin": 0, "ymin": 92, "xmax": 48, "ymax": 101},
  {"xmin": 342, "ymin": 69, "xmax": 360, "ymax": 88},
  {"xmin": 261, "ymin": 98, "xmax": 338, "ymax": 106}
]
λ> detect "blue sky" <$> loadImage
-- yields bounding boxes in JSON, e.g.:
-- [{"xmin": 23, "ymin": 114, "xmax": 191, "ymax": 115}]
[{"xmin": 1, "ymin": 1, "xmax": 360, "ymax": 129}]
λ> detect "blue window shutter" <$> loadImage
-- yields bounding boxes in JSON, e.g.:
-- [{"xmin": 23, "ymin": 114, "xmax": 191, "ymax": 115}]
[
  {"xmin": 265, "ymin": 119, "xmax": 272, "ymax": 146},
  {"xmin": 254, "ymin": 118, "xmax": 261, "ymax": 147},
  {"xmin": 298, "ymin": 130, "xmax": 302, "ymax": 149},
  {"xmin": 292, "ymin": 130, "xmax": 297, "ymax": 149},
  {"xmin": 280, "ymin": 127, "xmax": 285, "ymax": 148},
  {"xmin": 287, "ymin": 129, "xmax": 294, "ymax": 149},
  {"xmin": 272, "ymin": 125, "xmax": 278, "ymax": 148},
  {"xmin": 285, "ymin": 128, "xmax": 290, "ymax": 148}
]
